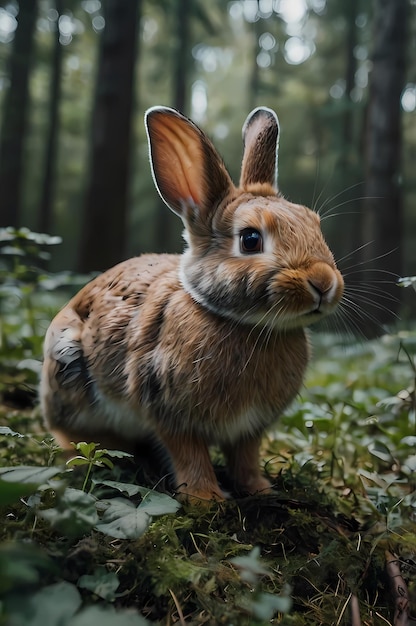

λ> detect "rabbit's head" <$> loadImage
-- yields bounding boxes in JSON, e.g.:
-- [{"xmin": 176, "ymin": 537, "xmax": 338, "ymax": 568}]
[{"xmin": 145, "ymin": 106, "xmax": 344, "ymax": 330}]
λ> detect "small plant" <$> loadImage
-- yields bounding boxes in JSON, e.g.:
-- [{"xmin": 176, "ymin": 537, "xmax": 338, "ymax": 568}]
[
  {"xmin": 66, "ymin": 442, "xmax": 116, "ymax": 492},
  {"xmin": 0, "ymin": 227, "xmax": 91, "ymax": 404}
]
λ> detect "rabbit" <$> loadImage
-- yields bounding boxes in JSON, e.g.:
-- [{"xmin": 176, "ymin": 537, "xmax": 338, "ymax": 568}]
[{"xmin": 40, "ymin": 105, "xmax": 344, "ymax": 503}]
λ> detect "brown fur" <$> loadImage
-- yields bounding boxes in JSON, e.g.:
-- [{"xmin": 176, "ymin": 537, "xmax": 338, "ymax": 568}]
[{"xmin": 40, "ymin": 107, "xmax": 344, "ymax": 502}]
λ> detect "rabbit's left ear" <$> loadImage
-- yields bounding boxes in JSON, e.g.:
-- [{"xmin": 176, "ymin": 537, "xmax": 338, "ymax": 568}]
[{"xmin": 240, "ymin": 107, "xmax": 280, "ymax": 190}]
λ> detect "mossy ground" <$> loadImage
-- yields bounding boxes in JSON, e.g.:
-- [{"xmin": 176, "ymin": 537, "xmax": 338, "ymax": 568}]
[{"xmin": 1, "ymin": 330, "xmax": 416, "ymax": 625}]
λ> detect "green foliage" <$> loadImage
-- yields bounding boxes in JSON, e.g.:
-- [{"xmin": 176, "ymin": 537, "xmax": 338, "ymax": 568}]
[
  {"xmin": 3, "ymin": 579, "xmax": 151, "ymax": 626},
  {"xmin": 1, "ymin": 247, "xmax": 416, "ymax": 624},
  {"xmin": 2, "ymin": 327, "xmax": 416, "ymax": 624},
  {"xmin": 66, "ymin": 442, "xmax": 120, "ymax": 492},
  {"xmin": 0, "ymin": 227, "xmax": 90, "ymax": 403}
]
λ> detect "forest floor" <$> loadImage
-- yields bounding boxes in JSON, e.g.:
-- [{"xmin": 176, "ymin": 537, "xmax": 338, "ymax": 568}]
[
  {"xmin": 1, "ymin": 230, "xmax": 416, "ymax": 625},
  {"xmin": 1, "ymin": 329, "xmax": 416, "ymax": 626}
]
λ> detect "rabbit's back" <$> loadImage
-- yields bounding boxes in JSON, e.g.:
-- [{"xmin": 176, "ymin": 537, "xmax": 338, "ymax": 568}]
[
  {"xmin": 41, "ymin": 251, "xmax": 309, "ymax": 449},
  {"xmin": 41, "ymin": 254, "xmax": 181, "ymax": 447}
]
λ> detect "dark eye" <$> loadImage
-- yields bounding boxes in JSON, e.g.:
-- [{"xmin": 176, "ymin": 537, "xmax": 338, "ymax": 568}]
[{"xmin": 240, "ymin": 228, "xmax": 263, "ymax": 254}]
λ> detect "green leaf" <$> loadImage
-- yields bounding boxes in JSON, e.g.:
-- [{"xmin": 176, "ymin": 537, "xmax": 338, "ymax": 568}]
[
  {"xmin": 0, "ymin": 426, "xmax": 25, "ymax": 437},
  {"xmin": 0, "ymin": 465, "xmax": 63, "ymax": 484},
  {"xmin": 0, "ymin": 479, "xmax": 34, "ymax": 505},
  {"xmin": 4, "ymin": 581, "xmax": 82, "ymax": 626},
  {"xmin": 39, "ymin": 488, "xmax": 99, "ymax": 538},
  {"xmin": 138, "ymin": 489, "xmax": 181, "ymax": 516},
  {"xmin": 104, "ymin": 449, "xmax": 134, "ymax": 459},
  {"xmin": 95, "ymin": 479, "xmax": 143, "ymax": 497},
  {"xmin": 73, "ymin": 441, "xmax": 101, "ymax": 458},
  {"xmin": 230, "ymin": 547, "xmax": 270, "ymax": 584},
  {"xmin": 70, "ymin": 605, "xmax": 150, "ymax": 626},
  {"xmin": 250, "ymin": 591, "xmax": 293, "ymax": 620},
  {"xmin": 96, "ymin": 480, "xmax": 181, "ymax": 516},
  {"xmin": 95, "ymin": 497, "xmax": 151, "ymax": 539},
  {"xmin": 66, "ymin": 456, "xmax": 90, "ymax": 468},
  {"xmin": 94, "ymin": 457, "xmax": 114, "ymax": 470},
  {"xmin": 0, "ymin": 542, "xmax": 54, "ymax": 594},
  {"xmin": 368, "ymin": 441, "xmax": 394, "ymax": 463},
  {"xmin": 78, "ymin": 567, "xmax": 120, "ymax": 601}
]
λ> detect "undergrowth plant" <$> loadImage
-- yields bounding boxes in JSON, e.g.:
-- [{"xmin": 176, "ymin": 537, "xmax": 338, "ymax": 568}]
[
  {"xmin": 0, "ymin": 231, "xmax": 415, "ymax": 625},
  {"xmin": 0, "ymin": 227, "xmax": 90, "ymax": 404}
]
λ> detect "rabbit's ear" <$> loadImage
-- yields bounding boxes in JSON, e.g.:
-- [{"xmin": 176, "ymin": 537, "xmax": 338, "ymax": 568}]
[
  {"xmin": 240, "ymin": 107, "xmax": 280, "ymax": 190},
  {"xmin": 145, "ymin": 107, "xmax": 234, "ymax": 223}
]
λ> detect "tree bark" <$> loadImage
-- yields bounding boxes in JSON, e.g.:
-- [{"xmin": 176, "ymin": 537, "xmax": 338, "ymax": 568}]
[
  {"xmin": 38, "ymin": 0, "xmax": 64, "ymax": 235},
  {"xmin": 77, "ymin": 0, "xmax": 141, "ymax": 272},
  {"xmin": 153, "ymin": 0, "xmax": 190, "ymax": 255},
  {"xmin": 0, "ymin": 1, "xmax": 38, "ymax": 228},
  {"xmin": 342, "ymin": 0, "xmax": 358, "ymax": 149},
  {"xmin": 173, "ymin": 0, "xmax": 190, "ymax": 115},
  {"xmin": 248, "ymin": 1, "xmax": 262, "ymax": 112},
  {"xmin": 360, "ymin": 0, "xmax": 408, "ymax": 329}
]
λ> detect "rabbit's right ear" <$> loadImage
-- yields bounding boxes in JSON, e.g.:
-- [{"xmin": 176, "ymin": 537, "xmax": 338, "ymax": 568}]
[
  {"xmin": 240, "ymin": 107, "xmax": 280, "ymax": 190},
  {"xmin": 145, "ymin": 107, "xmax": 234, "ymax": 225}
]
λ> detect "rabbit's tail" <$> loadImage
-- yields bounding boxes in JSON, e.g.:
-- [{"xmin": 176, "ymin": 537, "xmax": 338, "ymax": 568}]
[{"xmin": 40, "ymin": 307, "xmax": 96, "ymax": 449}]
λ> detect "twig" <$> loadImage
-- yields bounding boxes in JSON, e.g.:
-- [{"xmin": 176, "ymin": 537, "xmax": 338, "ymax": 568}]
[
  {"xmin": 385, "ymin": 550, "xmax": 410, "ymax": 626},
  {"xmin": 350, "ymin": 594, "xmax": 362, "ymax": 626},
  {"xmin": 169, "ymin": 587, "xmax": 186, "ymax": 626}
]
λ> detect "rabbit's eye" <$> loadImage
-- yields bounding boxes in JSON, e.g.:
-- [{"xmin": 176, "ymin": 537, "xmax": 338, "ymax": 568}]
[{"xmin": 240, "ymin": 229, "xmax": 263, "ymax": 254}]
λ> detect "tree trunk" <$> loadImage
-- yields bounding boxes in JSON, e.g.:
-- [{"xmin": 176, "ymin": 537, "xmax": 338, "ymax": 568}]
[
  {"xmin": 38, "ymin": 0, "xmax": 64, "ymax": 235},
  {"xmin": 360, "ymin": 0, "xmax": 407, "ymax": 330},
  {"xmin": 153, "ymin": 0, "xmax": 190, "ymax": 254},
  {"xmin": 0, "ymin": 1, "xmax": 38, "ymax": 228},
  {"xmin": 77, "ymin": 0, "xmax": 141, "ymax": 273},
  {"xmin": 173, "ymin": 0, "xmax": 190, "ymax": 115},
  {"xmin": 342, "ymin": 0, "xmax": 358, "ymax": 149},
  {"xmin": 248, "ymin": 1, "xmax": 261, "ymax": 112}
]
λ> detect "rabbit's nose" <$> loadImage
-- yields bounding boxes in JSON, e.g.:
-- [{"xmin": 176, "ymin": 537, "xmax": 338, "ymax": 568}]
[{"xmin": 307, "ymin": 265, "xmax": 343, "ymax": 309}]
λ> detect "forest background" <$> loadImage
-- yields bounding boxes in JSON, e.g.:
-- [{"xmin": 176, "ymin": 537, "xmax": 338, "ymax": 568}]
[
  {"xmin": 0, "ymin": 0, "xmax": 415, "ymax": 328},
  {"xmin": 1, "ymin": 2, "xmax": 416, "ymax": 624}
]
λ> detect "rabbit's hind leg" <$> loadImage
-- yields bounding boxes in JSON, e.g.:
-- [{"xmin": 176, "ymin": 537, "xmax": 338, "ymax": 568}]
[{"xmin": 40, "ymin": 308, "xmax": 99, "ymax": 447}]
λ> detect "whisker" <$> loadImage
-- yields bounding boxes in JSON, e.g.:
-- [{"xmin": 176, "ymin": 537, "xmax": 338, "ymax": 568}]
[
  {"xmin": 336, "ymin": 240, "xmax": 375, "ymax": 266},
  {"xmin": 337, "ymin": 296, "xmax": 393, "ymax": 336},
  {"xmin": 320, "ymin": 210, "xmax": 360, "ymax": 222},
  {"xmin": 327, "ymin": 306, "xmax": 367, "ymax": 340},
  {"xmin": 311, "ymin": 157, "xmax": 321, "ymax": 213},
  {"xmin": 240, "ymin": 298, "xmax": 286, "ymax": 373},
  {"xmin": 345, "ymin": 279, "xmax": 400, "ymax": 294},
  {"xmin": 346, "ymin": 289, "xmax": 400, "ymax": 305},
  {"xmin": 320, "ymin": 195, "xmax": 382, "ymax": 220},
  {"xmin": 312, "ymin": 161, "xmax": 335, "ymax": 214},
  {"xmin": 343, "ymin": 290, "xmax": 400, "ymax": 319},
  {"xmin": 342, "ymin": 269, "xmax": 400, "ymax": 281},
  {"xmin": 316, "ymin": 181, "xmax": 364, "ymax": 216},
  {"xmin": 339, "ymin": 250, "xmax": 399, "ymax": 274}
]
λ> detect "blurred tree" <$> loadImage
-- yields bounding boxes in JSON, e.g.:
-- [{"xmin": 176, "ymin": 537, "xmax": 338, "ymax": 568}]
[
  {"xmin": 0, "ymin": 1, "xmax": 38, "ymax": 227},
  {"xmin": 152, "ymin": 0, "xmax": 218, "ymax": 254},
  {"xmin": 341, "ymin": 0, "xmax": 359, "ymax": 153},
  {"xmin": 247, "ymin": 1, "xmax": 262, "ymax": 112},
  {"xmin": 173, "ymin": 0, "xmax": 190, "ymax": 114},
  {"xmin": 361, "ymin": 0, "xmax": 408, "ymax": 325},
  {"xmin": 77, "ymin": 0, "xmax": 141, "ymax": 272},
  {"xmin": 37, "ymin": 0, "xmax": 64, "ymax": 236}
]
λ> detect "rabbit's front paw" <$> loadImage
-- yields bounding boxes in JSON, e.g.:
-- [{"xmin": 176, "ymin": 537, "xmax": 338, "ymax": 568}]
[
  {"xmin": 175, "ymin": 484, "xmax": 226, "ymax": 506},
  {"xmin": 241, "ymin": 475, "xmax": 273, "ymax": 496}
]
